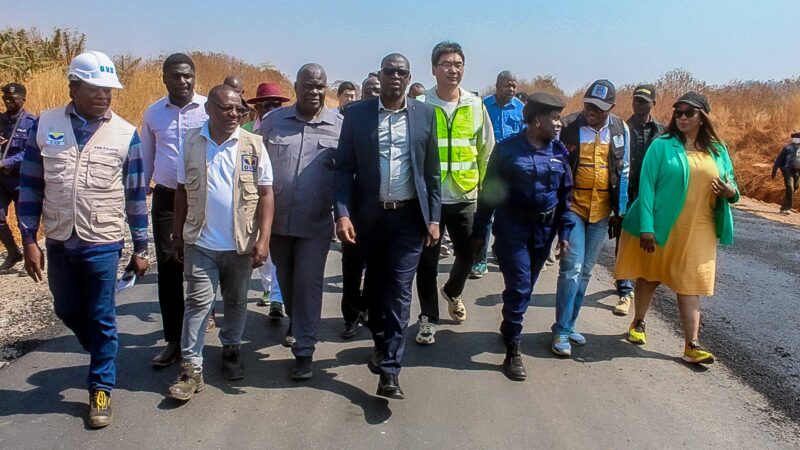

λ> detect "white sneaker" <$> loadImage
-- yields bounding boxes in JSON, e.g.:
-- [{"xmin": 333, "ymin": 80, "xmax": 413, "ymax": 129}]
[
  {"xmin": 415, "ymin": 316, "xmax": 436, "ymax": 345},
  {"xmin": 441, "ymin": 286, "xmax": 466, "ymax": 323}
]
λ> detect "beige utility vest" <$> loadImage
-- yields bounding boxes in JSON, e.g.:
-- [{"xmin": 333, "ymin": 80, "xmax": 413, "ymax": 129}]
[
  {"xmin": 36, "ymin": 107, "xmax": 135, "ymax": 242},
  {"xmin": 182, "ymin": 127, "xmax": 263, "ymax": 255}
]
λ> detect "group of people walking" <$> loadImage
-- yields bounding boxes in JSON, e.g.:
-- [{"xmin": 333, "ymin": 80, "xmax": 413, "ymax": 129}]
[{"xmin": 0, "ymin": 40, "xmax": 743, "ymax": 429}]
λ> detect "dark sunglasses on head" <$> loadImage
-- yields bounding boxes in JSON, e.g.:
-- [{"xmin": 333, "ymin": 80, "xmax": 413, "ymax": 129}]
[
  {"xmin": 381, "ymin": 67, "xmax": 410, "ymax": 78},
  {"xmin": 673, "ymin": 108, "xmax": 699, "ymax": 119}
]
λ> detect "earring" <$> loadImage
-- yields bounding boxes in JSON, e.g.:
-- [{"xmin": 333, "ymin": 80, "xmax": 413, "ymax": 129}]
[{"xmin": 535, "ymin": 122, "xmax": 541, "ymax": 128}]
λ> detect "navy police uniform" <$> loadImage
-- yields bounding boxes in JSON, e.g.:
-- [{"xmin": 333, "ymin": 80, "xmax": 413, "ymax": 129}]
[
  {"xmin": 0, "ymin": 82, "xmax": 36, "ymax": 264},
  {"xmin": 473, "ymin": 97, "xmax": 575, "ymax": 345}
]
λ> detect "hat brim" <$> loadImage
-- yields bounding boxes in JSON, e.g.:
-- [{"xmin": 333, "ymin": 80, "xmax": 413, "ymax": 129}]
[
  {"xmin": 83, "ymin": 79, "xmax": 124, "ymax": 89},
  {"xmin": 583, "ymin": 98, "xmax": 614, "ymax": 112},
  {"xmin": 672, "ymin": 99, "xmax": 706, "ymax": 112},
  {"xmin": 633, "ymin": 94, "xmax": 654, "ymax": 103},
  {"xmin": 246, "ymin": 95, "xmax": 290, "ymax": 104}
]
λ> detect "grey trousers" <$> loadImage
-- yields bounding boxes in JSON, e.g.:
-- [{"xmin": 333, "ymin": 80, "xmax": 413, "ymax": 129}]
[
  {"xmin": 270, "ymin": 234, "xmax": 330, "ymax": 358},
  {"xmin": 181, "ymin": 244, "xmax": 252, "ymax": 368}
]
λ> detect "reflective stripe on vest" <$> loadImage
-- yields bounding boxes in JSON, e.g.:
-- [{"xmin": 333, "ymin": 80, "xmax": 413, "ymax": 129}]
[{"xmin": 434, "ymin": 97, "xmax": 483, "ymax": 192}]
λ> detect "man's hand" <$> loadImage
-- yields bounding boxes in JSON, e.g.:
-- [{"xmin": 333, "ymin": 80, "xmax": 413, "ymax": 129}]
[
  {"xmin": 640, "ymin": 232, "xmax": 656, "ymax": 254},
  {"xmin": 556, "ymin": 240, "xmax": 570, "ymax": 260},
  {"xmin": 23, "ymin": 243, "xmax": 45, "ymax": 282},
  {"xmin": 172, "ymin": 235, "xmax": 185, "ymax": 263},
  {"xmin": 711, "ymin": 177, "xmax": 736, "ymax": 199},
  {"xmin": 336, "ymin": 217, "xmax": 357, "ymax": 245},
  {"xmin": 426, "ymin": 223, "xmax": 440, "ymax": 247},
  {"xmin": 130, "ymin": 255, "xmax": 149, "ymax": 277},
  {"xmin": 608, "ymin": 215, "xmax": 623, "ymax": 239},
  {"xmin": 251, "ymin": 238, "xmax": 269, "ymax": 268}
]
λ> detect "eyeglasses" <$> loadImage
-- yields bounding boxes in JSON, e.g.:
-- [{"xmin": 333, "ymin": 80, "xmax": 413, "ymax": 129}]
[
  {"xmin": 436, "ymin": 62, "xmax": 464, "ymax": 71},
  {"xmin": 673, "ymin": 108, "xmax": 699, "ymax": 119},
  {"xmin": 381, "ymin": 67, "xmax": 410, "ymax": 78},
  {"xmin": 257, "ymin": 100, "xmax": 283, "ymax": 109},
  {"xmin": 211, "ymin": 99, "xmax": 250, "ymax": 116}
]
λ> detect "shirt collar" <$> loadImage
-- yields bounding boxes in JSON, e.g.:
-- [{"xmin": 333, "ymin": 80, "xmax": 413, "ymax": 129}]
[
  {"xmin": 425, "ymin": 86, "xmax": 475, "ymax": 108},
  {"xmin": 65, "ymin": 102, "xmax": 113, "ymax": 122},
  {"xmin": 378, "ymin": 96, "xmax": 408, "ymax": 113},
  {"xmin": 165, "ymin": 92, "xmax": 203, "ymax": 109},
  {"xmin": 289, "ymin": 104, "xmax": 338, "ymax": 125},
  {"xmin": 200, "ymin": 120, "xmax": 240, "ymax": 146}
]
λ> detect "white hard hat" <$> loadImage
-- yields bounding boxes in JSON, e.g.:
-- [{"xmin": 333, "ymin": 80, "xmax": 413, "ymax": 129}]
[{"xmin": 67, "ymin": 51, "xmax": 123, "ymax": 89}]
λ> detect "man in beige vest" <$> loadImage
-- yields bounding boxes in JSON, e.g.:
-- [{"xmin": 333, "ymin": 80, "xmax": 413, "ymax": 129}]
[
  {"xmin": 17, "ymin": 51, "xmax": 149, "ymax": 428},
  {"xmin": 167, "ymin": 84, "xmax": 274, "ymax": 402}
]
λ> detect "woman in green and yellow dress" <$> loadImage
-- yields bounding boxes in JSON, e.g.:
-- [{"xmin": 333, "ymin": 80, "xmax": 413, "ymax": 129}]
[{"xmin": 614, "ymin": 91, "xmax": 738, "ymax": 364}]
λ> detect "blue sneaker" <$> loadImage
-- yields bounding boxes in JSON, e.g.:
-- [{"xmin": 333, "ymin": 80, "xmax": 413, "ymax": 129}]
[
  {"xmin": 568, "ymin": 332, "xmax": 586, "ymax": 346},
  {"xmin": 551, "ymin": 334, "xmax": 572, "ymax": 356},
  {"xmin": 469, "ymin": 262, "xmax": 488, "ymax": 279}
]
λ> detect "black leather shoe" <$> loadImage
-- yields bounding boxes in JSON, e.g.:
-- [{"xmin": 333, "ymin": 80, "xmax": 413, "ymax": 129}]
[
  {"xmin": 341, "ymin": 322, "xmax": 357, "ymax": 339},
  {"xmin": 502, "ymin": 341, "xmax": 527, "ymax": 381},
  {"xmin": 222, "ymin": 345, "xmax": 245, "ymax": 380},
  {"xmin": 377, "ymin": 373, "xmax": 404, "ymax": 399},
  {"xmin": 151, "ymin": 342, "xmax": 181, "ymax": 367},
  {"xmin": 290, "ymin": 356, "xmax": 313, "ymax": 380},
  {"xmin": 367, "ymin": 349, "xmax": 382, "ymax": 375}
]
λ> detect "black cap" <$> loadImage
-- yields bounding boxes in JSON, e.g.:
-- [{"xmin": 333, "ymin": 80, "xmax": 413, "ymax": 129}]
[
  {"xmin": 583, "ymin": 79, "xmax": 616, "ymax": 111},
  {"xmin": 791, "ymin": 131, "xmax": 800, "ymax": 138},
  {"xmin": 672, "ymin": 91, "xmax": 710, "ymax": 114},
  {"xmin": 633, "ymin": 84, "xmax": 656, "ymax": 103},
  {"xmin": 2, "ymin": 83, "xmax": 26, "ymax": 96},
  {"xmin": 525, "ymin": 92, "xmax": 566, "ymax": 115},
  {"xmin": 515, "ymin": 92, "xmax": 528, "ymax": 102}
]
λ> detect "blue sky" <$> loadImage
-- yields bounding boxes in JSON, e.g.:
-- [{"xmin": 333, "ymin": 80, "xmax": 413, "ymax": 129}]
[{"xmin": 4, "ymin": 0, "xmax": 797, "ymax": 93}]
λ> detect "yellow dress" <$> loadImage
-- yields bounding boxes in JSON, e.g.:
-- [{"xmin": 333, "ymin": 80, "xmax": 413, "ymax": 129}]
[{"xmin": 614, "ymin": 150, "xmax": 718, "ymax": 296}]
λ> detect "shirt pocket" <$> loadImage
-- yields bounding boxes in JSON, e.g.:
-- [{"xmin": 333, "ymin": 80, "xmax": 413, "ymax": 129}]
[
  {"xmin": 88, "ymin": 153, "xmax": 122, "ymax": 189},
  {"xmin": 316, "ymin": 138, "xmax": 338, "ymax": 172}
]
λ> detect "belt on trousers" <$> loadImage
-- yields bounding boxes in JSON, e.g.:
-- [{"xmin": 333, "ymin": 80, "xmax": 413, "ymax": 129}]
[
  {"xmin": 154, "ymin": 184, "xmax": 176, "ymax": 194},
  {"xmin": 537, "ymin": 207, "xmax": 557, "ymax": 224},
  {"xmin": 512, "ymin": 206, "xmax": 557, "ymax": 224},
  {"xmin": 380, "ymin": 200, "xmax": 409, "ymax": 210}
]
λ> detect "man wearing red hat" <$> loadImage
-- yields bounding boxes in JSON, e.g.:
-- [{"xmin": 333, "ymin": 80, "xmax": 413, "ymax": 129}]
[{"xmin": 243, "ymin": 82, "xmax": 290, "ymax": 134}]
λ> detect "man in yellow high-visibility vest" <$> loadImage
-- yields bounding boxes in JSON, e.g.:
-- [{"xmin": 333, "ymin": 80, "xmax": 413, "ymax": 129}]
[{"xmin": 414, "ymin": 41, "xmax": 494, "ymax": 345}]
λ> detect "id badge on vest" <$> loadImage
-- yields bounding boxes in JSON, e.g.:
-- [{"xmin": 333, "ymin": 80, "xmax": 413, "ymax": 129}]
[{"xmin": 612, "ymin": 134, "xmax": 624, "ymax": 149}]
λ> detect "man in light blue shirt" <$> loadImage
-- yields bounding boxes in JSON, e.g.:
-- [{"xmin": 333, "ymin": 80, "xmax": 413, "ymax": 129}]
[{"xmin": 472, "ymin": 71, "xmax": 525, "ymax": 278}]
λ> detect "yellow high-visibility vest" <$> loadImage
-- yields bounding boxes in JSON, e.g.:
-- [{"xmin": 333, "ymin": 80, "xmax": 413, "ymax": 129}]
[{"xmin": 434, "ymin": 97, "xmax": 484, "ymax": 192}]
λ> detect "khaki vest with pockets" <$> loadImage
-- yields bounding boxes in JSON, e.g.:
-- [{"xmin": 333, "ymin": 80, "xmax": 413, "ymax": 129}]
[
  {"xmin": 182, "ymin": 127, "xmax": 263, "ymax": 255},
  {"xmin": 36, "ymin": 107, "xmax": 135, "ymax": 242}
]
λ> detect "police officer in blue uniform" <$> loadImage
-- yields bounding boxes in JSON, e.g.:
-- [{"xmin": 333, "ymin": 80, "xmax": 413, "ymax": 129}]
[
  {"xmin": 472, "ymin": 92, "xmax": 575, "ymax": 381},
  {"xmin": 0, "ymin": 83, "xmax": 36, "ymax": 270}
]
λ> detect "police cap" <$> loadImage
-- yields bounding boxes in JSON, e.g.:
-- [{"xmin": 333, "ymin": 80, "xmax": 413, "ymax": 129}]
[
  {"xmin": 525, "ymin": 92, "xmax": 566, "ymax": 115},
  {"xmin": 1, "ymin": 83, "xmax": 26, "ymax": 96}
]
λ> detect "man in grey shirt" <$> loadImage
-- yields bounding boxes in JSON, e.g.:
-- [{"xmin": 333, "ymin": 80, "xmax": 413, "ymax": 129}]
[{"xmin": 261, "ymin": 63, "xmax": 342, "ymax": 380}]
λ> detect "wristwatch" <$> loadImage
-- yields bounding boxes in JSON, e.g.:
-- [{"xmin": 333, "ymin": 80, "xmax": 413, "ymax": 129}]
[{"xmin": 133, "ymin": 249, "xmax": 148, "ymax": 259}]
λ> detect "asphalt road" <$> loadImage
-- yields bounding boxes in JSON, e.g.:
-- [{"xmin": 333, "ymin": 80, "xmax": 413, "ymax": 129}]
[{"xmin": 1, "ymin": 226, "xmax": 799, "ymax": 449}]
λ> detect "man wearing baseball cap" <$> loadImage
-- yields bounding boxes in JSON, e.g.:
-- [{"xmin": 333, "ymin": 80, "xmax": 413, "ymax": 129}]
[
  {"xmin": 0, "ymin": 82, "xmax": 36, "ymax": 270},
  {"xmin": 17, "ymin": 50, "xmax": 149, "ymax": 428},
  {"xmin": 552, "ymin": 79, "xmax": 630, "ymax": 357},
  {"xmin": 611, "ymin": 84, "xmax": 665, "ymax": 316}
]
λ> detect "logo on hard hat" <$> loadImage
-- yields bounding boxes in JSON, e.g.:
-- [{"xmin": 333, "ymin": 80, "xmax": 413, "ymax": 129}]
[{"xmin": 99, "ymin": 66, "xmax": 115, "ymax": 74}]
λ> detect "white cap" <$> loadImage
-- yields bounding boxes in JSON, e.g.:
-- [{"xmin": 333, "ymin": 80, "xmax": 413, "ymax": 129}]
[{"xmin": 67, "ymin": 51, "xmax": 123, "ymax": 89}]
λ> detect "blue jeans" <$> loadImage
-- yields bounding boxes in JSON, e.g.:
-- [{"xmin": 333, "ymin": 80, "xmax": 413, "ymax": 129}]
[
  {"xmin": 553, "ymin": 211, "xmax": 609, "ymax": 336},
  {"xmin": 47, "ymin": 246, "xmax": 121, "ymax": 392}
]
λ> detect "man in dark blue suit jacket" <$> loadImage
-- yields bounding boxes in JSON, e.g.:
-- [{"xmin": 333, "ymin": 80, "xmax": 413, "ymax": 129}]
[{"xmin": 335, "ymin": 53, "xmax": 441, "ymax": 400}]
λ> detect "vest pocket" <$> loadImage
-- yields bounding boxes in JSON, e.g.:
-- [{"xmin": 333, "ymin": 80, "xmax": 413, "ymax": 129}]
[
  {"xmin": 241, "ymin": 180, "xmax": 259, "ymax": 201},
  {"xmin": 90, "ymin": 207, "xmax": 124, "ymax": 236},
  {"xmin": 184, "ymin": 167, "xmax": 200, "ymax": 190},
  {"xmin": 42, "ymin": 206, "xmax": 60, "ymax": 234},
  {"xmin": 41, "ymin": 153, "xmax": 69, "ymax": 184},
  {"xmin": 88, "ymin": 153, "xmax": 121, "ymax": 189}
]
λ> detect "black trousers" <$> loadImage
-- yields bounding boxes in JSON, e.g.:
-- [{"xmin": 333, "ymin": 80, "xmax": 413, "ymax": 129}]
[
  {"xmin": 340, "ymin": 241, "xmax": 367, "ymax": 324},
  {"xmin": 362, "ymin": 204, "xmax": 426, "ymax": 374},
  {"xmin": 415, "ymin": 202, "xmax": 476, "ymax": 323},
  {"xmin": 0, "ymin": 172, "xmax": 19, "ymax": 256},
  {"xmin": 782, "ymin": 170, "xmax": 800, "ymax": 211},
  {"xmin": 152, "ymin": 185, "xmax": 185, "ymax": 343}
]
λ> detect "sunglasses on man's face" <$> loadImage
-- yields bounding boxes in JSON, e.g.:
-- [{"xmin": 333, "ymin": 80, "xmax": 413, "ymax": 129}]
[
  {"xmin": 381, "ymin": 67, "xmax": 410, "ymax": 78},
  {"xmin": 673, "ymin": 108, "xmax": 699, "ymax": 119},
  {"xmin": 211, "ymin": 100, "xmax": 250, "ymax": 116}
]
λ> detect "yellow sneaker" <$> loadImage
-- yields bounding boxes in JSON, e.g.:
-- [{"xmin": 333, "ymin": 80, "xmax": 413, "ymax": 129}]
[
  {"xmin": 683, "ymin": 340, "xmax": 715, "ymax": 364},
  {"xmin": 627, "ymin": 319, "xmax": 646, "ymax": 345}
]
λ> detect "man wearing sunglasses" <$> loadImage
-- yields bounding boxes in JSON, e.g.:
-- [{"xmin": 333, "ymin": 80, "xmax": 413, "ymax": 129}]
[
  {"xmin": 335, "ymin": 53, "xmax": 441, "ymax": 399},
  {"xmin": 0, "ymin": 82, "xmax": 36, "ymax": 271},
  {"xmin": 553, "ymin": 79, "xmax": 630, "ymax": 357},
  {"xmin": 612, "ymin": 84, "xmax": 664, "ymax": 316},
  {"xmin": 260, "ymin": 64, "xmax": 342, "ymax": 380},
  {"xmin": 243, "ymin": 82, "xmax": 290, "ymax": 134},
  {"xmin": 141, "ymin": 53, "xmax": 209, "ymax": 367},
  {"xmin": 414, "ymin": 40, "xmax": 495, "ymax": 345},
  {"xmin": 168, "ymin": 84, "xmax": 274, "ymax": 400}
]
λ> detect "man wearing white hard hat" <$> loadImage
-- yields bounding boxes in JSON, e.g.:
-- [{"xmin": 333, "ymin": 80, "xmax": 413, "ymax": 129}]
[{"xmin": 17, "ymin": 50, "xmax": 149, "ymax": 428}]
